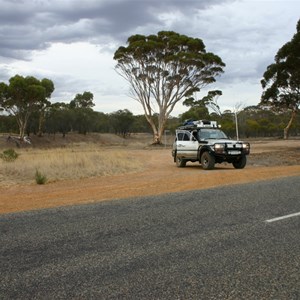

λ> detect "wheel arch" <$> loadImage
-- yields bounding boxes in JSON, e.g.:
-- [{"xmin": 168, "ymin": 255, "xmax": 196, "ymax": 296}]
[{"xmin": 198, "ymin": 145, "xmax": 212, "ymax": 160}]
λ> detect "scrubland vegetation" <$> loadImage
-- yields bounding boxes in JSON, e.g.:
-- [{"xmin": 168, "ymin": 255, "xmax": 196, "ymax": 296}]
[{"xmin": 0, "ymin": 141, "xmax": 145, "ymax": 186}]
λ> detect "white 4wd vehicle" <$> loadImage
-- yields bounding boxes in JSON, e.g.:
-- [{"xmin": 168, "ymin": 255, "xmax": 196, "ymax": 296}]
[{"xmin": 172, "ymin": 120, "xmax": 250, "ymax": 170}]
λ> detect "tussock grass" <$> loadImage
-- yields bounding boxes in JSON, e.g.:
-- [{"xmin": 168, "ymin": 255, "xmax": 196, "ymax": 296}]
[
  {"xmin": 0, "ymin": 146, "xmax": 144, "ymax": 186},
  {"xmin": 35, "ymin": 169, "xmax": 47, "ymax": 185}
]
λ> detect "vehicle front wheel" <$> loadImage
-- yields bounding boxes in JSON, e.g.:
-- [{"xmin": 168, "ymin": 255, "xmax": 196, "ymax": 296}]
[
  {"xmin": 176, "ymin": 156, "xmax": 187, "ymax": 167},
  {"xmin": 232, "ymin": 155, "xmax": 247, "ymax": 169},
  {"xmin": 201, "ymin": 152, "xmax": 215, "ymax": 170}
]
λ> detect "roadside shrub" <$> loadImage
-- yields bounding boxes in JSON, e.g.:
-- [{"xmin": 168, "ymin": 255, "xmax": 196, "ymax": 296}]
[
  {"xmin": 0, "ymin": 149, "xmax": 19, "ymax": 162},
  {"xmin": 35, "ymin": 169, "xmax": 47, "ymax": 185}
]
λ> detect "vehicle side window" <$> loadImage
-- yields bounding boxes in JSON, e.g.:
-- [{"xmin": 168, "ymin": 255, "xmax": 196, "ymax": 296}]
[
  {"xmin": 177, "ymin": 132, "xmax": 183, "ymax": 141},
  {"xmin": 183, "ymin": 133, "xmax": 190, "ymax": 141},
  {"xmin": 177, "ymin": 131, "xmax": 191, "ymax": 141}
]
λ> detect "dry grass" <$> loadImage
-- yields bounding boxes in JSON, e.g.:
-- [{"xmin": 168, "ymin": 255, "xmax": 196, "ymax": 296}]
[{"xmin": 0, "ymin": 146, "xmax": 144, "ymax": 186}]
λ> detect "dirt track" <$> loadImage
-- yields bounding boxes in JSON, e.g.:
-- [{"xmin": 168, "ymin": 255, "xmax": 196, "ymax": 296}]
[{"xmin": 0, "ymin": 140, "xmax": 299, "ymax": 214}]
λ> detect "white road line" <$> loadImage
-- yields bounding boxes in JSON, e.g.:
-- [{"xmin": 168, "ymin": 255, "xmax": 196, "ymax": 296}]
[{"xmin": 265, "ymin": 212, "xmax": 300, "ymax": 223}]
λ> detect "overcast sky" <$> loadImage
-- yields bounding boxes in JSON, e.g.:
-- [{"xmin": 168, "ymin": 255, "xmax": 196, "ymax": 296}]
[{"xmin": 0, "ymin": 0, "xmax": 299, "ymax": 116}]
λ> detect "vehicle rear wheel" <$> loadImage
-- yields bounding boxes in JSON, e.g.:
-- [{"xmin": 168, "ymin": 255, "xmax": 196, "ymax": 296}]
[
  {"xmin": 201, "ymin": 152, "xmax": 215, "ymax": 170},
  {"xmin": 233, "ymin": 155, "xmax": 247, "ymax": 169},
  {"xmin": 176, "ymin": 155, "xmax": 187, "ymax": 167}
]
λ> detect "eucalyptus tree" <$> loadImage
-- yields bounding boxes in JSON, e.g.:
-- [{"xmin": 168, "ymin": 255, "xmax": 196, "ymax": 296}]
[
  {"xmin": 36, "ymin": 78, "xmax": 55, "ymax": 136},
  {"xmin": 180, "ymin": 96, "xmax": 210, "ymax": 122},
  {"xmin": 69, "ymin": 91, "xmax": 95, "ymax": 134},
  {"xmin": 109, "ymin": 109, "xmax": 134, "ymax": 137},
  {"xmin": 261, "ymin": 19, "xmax": 300, "ymax": 139},
  {"xmin": 114, "ymin": 31, "xmax": 225, "ymax": 144},
  {"xmin": 69, "ymin": 91, "xmax": 95, "ymax": 109},
  {"xmin": 181, "ymin": 90, "xmax": 222, "ymax": 122},
  {"xmin": 0, "ymin": 75, "xmax": 54, "ymax": 139},
  {"xmin": 45, "ymin": 102, "xmax": 72, "ymax": 137}
]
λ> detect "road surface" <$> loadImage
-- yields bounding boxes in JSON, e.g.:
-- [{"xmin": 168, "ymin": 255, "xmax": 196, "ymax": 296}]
[{"xmin": 1, "ymin": 176, "xmax": 300, "ymax": 299}]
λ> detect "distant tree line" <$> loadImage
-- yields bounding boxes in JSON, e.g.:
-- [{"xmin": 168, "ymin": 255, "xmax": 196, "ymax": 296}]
[
  {"xmin": 0, "ymin": 98, "xmax": 153, "ymax": 138},
  {"xmin": 0, "ymin": 76, "xmax": 299, "ymax": 140},
  {"xmin": 211, "ymin": 107, "xmax": 299, "ymax": 139},
  {"xmin": 1, "ymin": 98, "xmax": 299, "ymax": 139}
]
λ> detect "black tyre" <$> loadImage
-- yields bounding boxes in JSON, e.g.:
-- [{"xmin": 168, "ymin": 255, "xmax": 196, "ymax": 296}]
[
  {"xmin": 233, "ymin": 155, "xmax": 247, "ymax": 169},
  {"xmin": 176, "ymin": 155, "xmax": 187, "ymax": 167},
  {"xmin": 201, "ymin": 151, "xmax": 215, "ymax": 170}
]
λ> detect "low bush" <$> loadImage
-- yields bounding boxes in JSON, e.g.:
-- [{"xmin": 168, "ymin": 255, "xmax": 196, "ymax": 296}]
[{"xmin": 0, "ymin": 149, "xmax": 19, "ymax": 162}]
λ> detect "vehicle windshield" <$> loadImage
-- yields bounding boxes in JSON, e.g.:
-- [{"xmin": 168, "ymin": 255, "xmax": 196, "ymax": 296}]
[{"xmin": 197, "ymin": 129, "xmax": 228, "ymax": 140}]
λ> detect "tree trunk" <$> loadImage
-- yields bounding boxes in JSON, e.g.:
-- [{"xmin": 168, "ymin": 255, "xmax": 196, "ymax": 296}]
[
  {"xmin": 143, "ymin": 114, "xmax": 161, "ymax": 144},
  {"xmin": 283, "ymin": 108, "xmax": 297, "ymax": 139},
  {"xmin": 152, "ymin": 122, "xmax": 166, "ymax": 145},
  {"xmin": 157, "ymin": 116, "xmax": 168, "ymax": 145},
  {"xmin": 37, "ymin": 112, "xmax": 44, "ymax": 137},
  {"xmin": 151, "ymin": 117, "xmax": 169, "ymax": 145},
  {"xmin": 18, "ymin": 120, "xmax": 26, "ymax": 139},
  {"xmin": 19, "ymin": 113, "xmax": 31, "ymax": 140},
  {"xmin": 19, "ymin": 125, "xmax": 26, "ymax": 140},
  {"xmin": 151, "ymin": 124, "xmax": 161, "ymax": 144}
]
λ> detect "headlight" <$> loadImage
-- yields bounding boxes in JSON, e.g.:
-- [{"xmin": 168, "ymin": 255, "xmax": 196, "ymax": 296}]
[
  {"xmin": 214, "ymin": 143, "xmax": 225, "ymax": 153},
  {"xmin": 242, "ymin": 143, "xmax": 250, "ymax": 153}
]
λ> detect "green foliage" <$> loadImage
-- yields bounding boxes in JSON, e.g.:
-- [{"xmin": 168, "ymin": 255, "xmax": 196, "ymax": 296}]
[
  {"xmin": 260, "ymin": 19, "xmax": 300, "ymax": 138},
  {"xmin": 73, "ymin": 108, "xmax": 94, "ymax": 135},
  {"xmin": 44, "ymin": 102, "xmax": 73, "ymax": 136},
  {"xmin": 261, "ymin": 19, "xmax": 300, "ymax": 109},
  {"xmin": 131, "ymin": 114, "xmax": 152, "ymax": 133},
  {"xmin": 70, "ymin": 91, "xmax": 95, "ymax": 109},
  {"xmin": 184, "ymin": 90, "xmax": 223, "ymax": 114},
  {"xmin": 181, "ymin": 90, "xmax": 223, "ymax": 121},
  {"xmin": 35, "ymin": 169, "xmax": 47, "ymax": 185},
  {"xmin": 109, "ymin": 109, "xmax": 134, "ymax": 137},
  {"xmin": 0, "ymin": 149, "xmax": 19, "ymax": 162},
  {"xmin": 0, "ymin": 115, "xmax": 18, "ymax": 132},
  {"xmin": 0, "ymin": 75, "xmax": 54, "ymax": 138},
  {"xmin": 180, "ymin": 106, "xmax": 210, "ymax": 123}
]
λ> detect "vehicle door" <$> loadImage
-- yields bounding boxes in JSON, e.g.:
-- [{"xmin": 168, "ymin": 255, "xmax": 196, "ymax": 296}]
[{"xmin": 175, "ymin": 130, "xmax": 198, "ymax": 159}]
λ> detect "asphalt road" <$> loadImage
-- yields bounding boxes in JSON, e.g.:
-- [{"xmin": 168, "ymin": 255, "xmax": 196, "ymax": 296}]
[{"xmin": 1, "ymin": 176, "xmax": 300, "ymax": 299}]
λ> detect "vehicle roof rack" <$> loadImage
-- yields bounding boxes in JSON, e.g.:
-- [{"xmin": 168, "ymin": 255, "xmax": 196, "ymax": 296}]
[{"xmin": 179, "ymin": 120, "xmax": 218, "ymax": 130}]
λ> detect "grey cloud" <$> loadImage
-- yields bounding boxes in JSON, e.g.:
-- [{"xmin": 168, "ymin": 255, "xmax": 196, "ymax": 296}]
[
  {"xmin": 0, "ymin": 0, "xmax": 234, "ymax": 59},
  {"xmin": 2, "ymin": 0, "xmax": 298, "ymax": 92}
]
